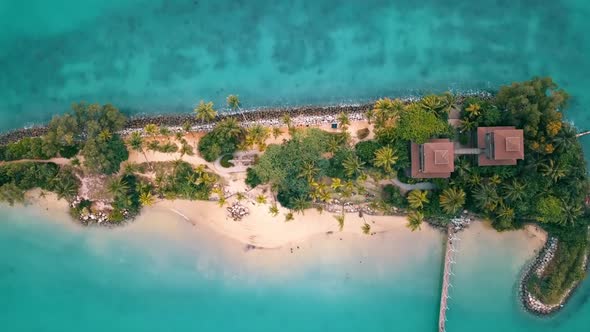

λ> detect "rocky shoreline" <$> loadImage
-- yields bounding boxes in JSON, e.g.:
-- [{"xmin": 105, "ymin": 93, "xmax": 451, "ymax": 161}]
[
  {"xmin": 0, "ymin": 91, "xmax": 494, "ymax": 144},
  {"xmin": 519, "ymin": 235, "xmax": 590, "ymax": 315},
  {"xmin": 0, "ymin": 103, "xmax": 372, "ymax": 145}
]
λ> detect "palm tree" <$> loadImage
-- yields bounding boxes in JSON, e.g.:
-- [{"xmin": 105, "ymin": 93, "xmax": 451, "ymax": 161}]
[
  {"xmin": 246, "ymin": 124, "xmax": 271, "ymax": 150},
  {"xmin": 373, "ymin": 146, "xmax": 398, "ymax": 174},
  {"xmin": 182, "ymin": 121, "xmax": 193, "ymax": 133},
  {"xmin": 53, "ymin": 179, "xmax": 78, "ymax": 201},
  {"xmin": 334, "ymin": 214, "xmax": 345, "ymax": 231},
  {"xmin": 139, "ymin": 192, "xmax": 155, "ymax": 206},
  {"xmin": 337, "ymin": 112, "xmax": 350, "ymax": 132},
  {"xmin": 472, "ymin": 183, "xmax": 501, "ymax": 212},
  {"xmin": 272, "ymin": 127, "xmax": 282, "ymax": 139},
  {"xmin": 269, "ymin": 203, "xmax": 279, "ymax": 217},
  {"xmin": 217, "ymin": 196, "xmax": 227, "ymax": 207},
  {"xmin": 372, "ymin": 98, "xmax": 403, "ymax": 128},
  {"xmin": 501, "ymin": 179, "xmax": 526, "ymax": 203},
  {"xmin": 299, "ymin": 161, "xmax": 319, "ymax": 182},
  {"xmin": 227, "ymin": 94, "xmax": 247, "ymax": 122},
  {"xmin": 194, "ymin": 100, "xmax": 217, "ymax": 124},
  {"xmin": 539, "ymin": 159, "xmax": 567, "ymax": 183},
  {"xmin": 128, "ymin": 132, "xmax": 152, "ymax": 169},
  {"xmin": 365, "ymin": 108, "xmax": 375, "ymax": 124},
  {"xmin": 327, "ymin": 136, "xmax": 341, "ymax": 154},
  {"xmin": 465, "ymin": 103, "xmax": 481, "ymax": 118},
  {"xmin": 489, "ymin": 174, "xmax": 502, "ymax": 186},
  {"xmin": 216, "ymin": 118, "xmax": 243, "ymax": 140},
  {"xmin": 561, "ymin": 200, "xmax": 582, "ymax": 226},
  {"xmin": 107, "ymin": 177, "xmax": 129, "ymax": 198},
  {"xmin": 361, "ymin": 223, "xmax": 371, "ymax": 235},
  {"xmin": 98, "ymin": 129, "xmax": 112, "ymax": 142},
  {"xmin": 459, "ymin": 118, "xmax": 477, "ymax": 133},
  {"xmin": 236, "ymin": 192, "xmax": 246, "ymax": 201},
  {"xmin": 406, "ymin": 210, "xmax": 424, "ymax": 231},
  {"xmin": 553, "ymin": 123, "xmax": 577, "ymax": 153},
  {"xmin": 179, "ymin": 143, "xmax": 193, "ymax": 158},
  {"xmin": 159, "ymin": 126, "xmax": 171, "ymax": 137},
  {"xmin": 342, "ymin": 154, "xmax": 365, "ymax": 178},
  {"xmin": 284, "ymin": 211, "xmax": 295, "ymax": 222},
  {"xmin": 439, "ymin": 187, "xmax": 466, "ymax": 215},
  {"xmin": 419, "ymin": 95, "xmax": 444, "ymax": 113},
  {"xmin": 318, "ymin": 190, "xmax": 332, "ymax": 203},
  {"xmin": 455, "ymin": 158, "xmax": 471, "ymax": 179},
  {"xmin": 441, "ymin": 92, "xmax": 457, "ymax": 113},
  {"xmin": 341, "ymin": 180, "xmax": 356, "ymax": 199},
  {"xmin": 292, "ymin": 196, "xmax": 310, "ymax": 215},
  {"xmin": 281, "ymin": 113, "xmax": 292, "ymax": 128},
  {"xmin": 144, "ymin": 124, "xmax": 159, "ymax": 137},
  {"xmin": 256, "ymin": 194, "xmax": 267, "ymax": 205},
  {"xmin": 496, "ymin": 204, "xmax": 515, "ymax": 223},
  {"xmin": 331, "ymin": 178, "xmax": 343, "ymax": 191},
  {"xmin": 407, "ymin": 190, "xmax": 429, "ymax": 210}
]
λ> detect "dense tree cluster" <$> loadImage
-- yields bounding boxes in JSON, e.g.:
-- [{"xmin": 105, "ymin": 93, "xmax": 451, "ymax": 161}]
[
  {"xmin": 0, "ymin": 137, "xmax": 53, "ymax": 161},
  {"xmin": 152, "ymin": 161, "xmax": 217, "ymax": 200},
  {"xmin": 0, "ymin": 162, "xmax": 79, "ymax": 205},
  {"xmin": 198, "ymin": 118, "xmax": 245, "ymax": 161},
  {"xmin": 249, "ymin": 128, "xmax": 331, "ymax": 209},
  {"xmin": 43, "ymin": 102, "xmax": 129, "ymax": 174}
]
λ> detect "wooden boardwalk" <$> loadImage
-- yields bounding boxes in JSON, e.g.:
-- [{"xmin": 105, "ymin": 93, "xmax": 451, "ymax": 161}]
[{"xmin": 438, "ymin": 227, "xmax": 456, "ymax": 332}]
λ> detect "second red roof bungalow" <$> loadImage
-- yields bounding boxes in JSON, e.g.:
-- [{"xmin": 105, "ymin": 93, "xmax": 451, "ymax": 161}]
[{"xmin": 477, "ymin": 127, "xmax": 524, "ymax": 166}]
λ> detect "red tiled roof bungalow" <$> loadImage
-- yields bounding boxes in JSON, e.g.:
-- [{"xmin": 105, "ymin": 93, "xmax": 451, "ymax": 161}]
[
  {"xmin": 411, "ymin": 139, "xmax": 455, "ymax": 178},
  {"xmin": 477, "ymin": 127, "xmax": 524, "ymax": 166}
]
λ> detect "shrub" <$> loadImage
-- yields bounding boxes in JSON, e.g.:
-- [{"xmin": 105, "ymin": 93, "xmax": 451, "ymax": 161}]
[
  {"xmin": 382, "ymin": 184, "xmax": 406, "ymax": 208},
  {"xmin": 220, "ymin": 154, "xmax": 234, "ymax": 168},
  {"xmin": 198, "ymin": 119, "xmax": 245, "ymax": 162},
  {"xmin": 1, "ymin": 137, "xmax": 53, "ymax": 161},
  {"xmin": 395, "ymin": 106, "xmax": 449, "ymax": 144},
  {"xmin": 108, "ymin": 209, "xmax": 125, "ymax": 223},
  {"xmin": 356, "ymin": 128, "xmax": 370, "ymax": 140},
  {"xmin": 245, "ymin": 168, "xmax": 262, "ymax": 188},
  {"xmin": 59, "ymin": 144, "xmax": 80, "ymax": 158},
  {"xmin": 82, "ymin": 134, "xmax": 129, "ymax": 175},
  {"xmin": 355, "ymin": 140, "xmax": 381, "ymax": 166}
]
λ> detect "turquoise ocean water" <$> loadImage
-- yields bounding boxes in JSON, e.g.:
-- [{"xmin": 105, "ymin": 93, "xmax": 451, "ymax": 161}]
[{"xmin": 1, "ymin": 0, "xmax": 590, "ymax": 330}]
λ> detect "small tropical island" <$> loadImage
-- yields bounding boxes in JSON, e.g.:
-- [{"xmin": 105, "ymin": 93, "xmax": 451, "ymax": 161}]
[{"xmin": 0, "ymin": 77, "xmax": 588, "ymax": 317}]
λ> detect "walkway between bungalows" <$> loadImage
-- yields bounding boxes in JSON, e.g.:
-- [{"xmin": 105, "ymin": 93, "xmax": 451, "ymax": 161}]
[{"xmin": 378, "ymin": 178, "xmax": 436, "ymax": 193}]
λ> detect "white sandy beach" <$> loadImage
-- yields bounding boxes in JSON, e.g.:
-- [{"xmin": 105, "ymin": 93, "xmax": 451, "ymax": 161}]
[{"xmin": 14, "ymin": 187, "xmax": 547, "ymax": 285}]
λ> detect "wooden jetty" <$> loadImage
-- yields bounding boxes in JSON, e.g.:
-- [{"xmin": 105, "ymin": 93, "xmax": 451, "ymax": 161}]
[{"xmin": 438, "ymin": 226, "xmax": 456, "ymax": 332}]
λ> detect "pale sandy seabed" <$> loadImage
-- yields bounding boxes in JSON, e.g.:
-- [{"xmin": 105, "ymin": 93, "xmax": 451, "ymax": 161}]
[{"xmin": 17, "ymin": 188, "xmax": 547, "ymax": 284}]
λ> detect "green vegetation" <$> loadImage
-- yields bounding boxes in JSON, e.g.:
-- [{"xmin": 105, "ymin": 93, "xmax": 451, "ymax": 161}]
[
  {"xmin": 150, "ymin": 161, "xmax": 217, "ymax": 200},
  {"xmin": 194, "ymin": 100, "xmax": 217, "ymax": 124},
  {"xmin": 220, "ymin": 154, "xmax": 234, "ymax": 168},
  {"xmin": 147, "ymin": 140, "xmax": 178, "ymax": 153},
  {"xmin": 0, "ymin": 162, "xmax": 79, "ymax": 205},
  {"xmin": 0, "ymin": 137, "xmax": 54, "ymax": 161},
  {"xmin": 42, "ymin": 102, "xmax": 128, "ymax": 174},
  {"xmin": 248, "ymin": 128, "xmax": 331, "ymax": 209},
  {"xmin": 394, "ymin": 105, "xmax": 452, "ymax": 144},
  {"xmin": 198, "ymin": 118, "xmax": 245, "ymax": 161},
  {"xmin": 528, "ymin": 224, "xmax": 588, "ymax": 305}
]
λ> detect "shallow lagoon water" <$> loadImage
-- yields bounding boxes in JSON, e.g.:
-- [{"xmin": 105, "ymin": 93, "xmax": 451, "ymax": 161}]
[{"xmin": 1, "ymin": 0, "xmax": 590, "ymax": 330}]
